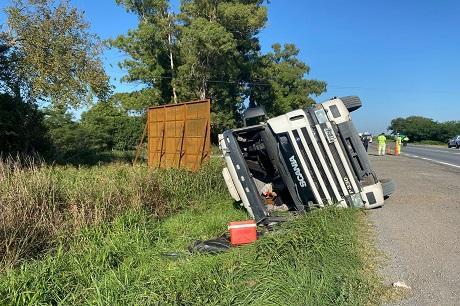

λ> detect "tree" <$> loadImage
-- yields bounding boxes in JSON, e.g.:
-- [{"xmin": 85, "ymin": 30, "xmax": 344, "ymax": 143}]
[
  {"xmin": 112, "ymin": 115, "xmax": 144, "ymax": 150},
  {"xmin": 112, "ymin": 0, "xmax": 179, "ymax": 106},
  {"xmin": 250, "ymin": 43, "xmax": 327, "ymax": 116},
  {"xmin": 0, "ymin": 93, "xmax": 50, "ymax": 155},
  {"xmin": 0, "ymin": 36, "xmax": 23, "ymax": 98},
  {"xmin": 0, "ymin": 37, "xmax": 50, "ymax": 155},
  {"xmin": 113, "ymin": 0, "xmax": 325, "ymax": 136},
  {"xmin": 80, "ymin": 102, "xmax": 124, "ymax": 151},
  {"xmin": 387, "ymin": 116, "xmax": 455, "ymax": 142},
  {"xmin": 177, "ymin": 0, "xmax": 268, "ymax": 132},
  {"xmin": 43, "ymin": 106, "xmax": 93, "ymax": 163},
  {"xmin": 389, "ymin": 116, "xmax": 438, "ymax": 142},
  {"xmin": 80, "ymin": 99, "xmax": 144, "ymax": 151},
  {"xmin": 3, "ymin": 0, "xmax": 110, "ymax": 108},
  {"xmin": 439, "ymin": 121, "xmax": 460, "ymax": 141}
]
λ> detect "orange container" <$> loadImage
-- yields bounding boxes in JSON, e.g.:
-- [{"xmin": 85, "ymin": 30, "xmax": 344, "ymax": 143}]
[{"xmin": 228, "ymin": 220, "xmax": 257, "ymax": 245}]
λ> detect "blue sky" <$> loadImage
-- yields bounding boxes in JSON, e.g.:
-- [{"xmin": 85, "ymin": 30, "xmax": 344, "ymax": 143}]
[{"xmin": 1, "ymin": 0, "xmax": 459, "ymax": 133}]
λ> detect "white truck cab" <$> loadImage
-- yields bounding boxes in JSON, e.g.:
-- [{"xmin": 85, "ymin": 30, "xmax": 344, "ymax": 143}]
[{"xmin": 219, "ymin": 96, "xmax": 394, "ymax": 224}]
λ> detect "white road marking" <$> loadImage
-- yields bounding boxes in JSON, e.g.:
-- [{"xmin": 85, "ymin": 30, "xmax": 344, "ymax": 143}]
[
  {"xmin": 406, "ymin": 146, "xmax": 460, "ymax": 155},
  {"xmin": 402, "ymin": 153, "xmax": 460, "ymax": 169}
]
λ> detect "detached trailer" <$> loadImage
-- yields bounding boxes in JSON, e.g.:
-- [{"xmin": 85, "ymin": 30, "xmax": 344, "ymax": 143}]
[
  {"xmin": 219, "ymin": 96, "xmax": 395, "ymax": 224},
  {"xmin": 145, "ymin": 99, "xmax": 211, "ymax": 171}
]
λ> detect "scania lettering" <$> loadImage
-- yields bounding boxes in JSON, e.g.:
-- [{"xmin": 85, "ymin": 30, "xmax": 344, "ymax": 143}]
[{"xmin": 289, "ymin": 155, "xmax": 307, "ymax": 187}]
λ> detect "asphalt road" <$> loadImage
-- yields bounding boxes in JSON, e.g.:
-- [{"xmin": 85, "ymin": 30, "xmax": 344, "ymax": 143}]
[
  {"xmin": 367, "ymin": 152, "xmax": 460, "ymax": 305},
  {"xmin": 400, "ymin": 144, "xmax": 460, "ymax": 169}
]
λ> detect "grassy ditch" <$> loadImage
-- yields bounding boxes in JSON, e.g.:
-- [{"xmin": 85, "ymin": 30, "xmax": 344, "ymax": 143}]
[
  {"xmin": 0, "ymin": 159, "xmax": 384, "ymax": 305},
  {"xmin": 0, "ymin": 158, "xmax": 224, "ymax": 269}
]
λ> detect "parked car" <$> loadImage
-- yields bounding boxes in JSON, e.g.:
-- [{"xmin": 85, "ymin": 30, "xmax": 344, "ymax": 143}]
[
  {"xmin": 447, "ymin": 135, "xmax": 460, "ymax": 149},
  {"xmin": 219, "ymin": 96, "xmax": 395, "ymax": 224}
]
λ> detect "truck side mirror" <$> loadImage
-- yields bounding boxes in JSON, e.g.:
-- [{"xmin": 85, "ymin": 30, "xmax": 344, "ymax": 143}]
[{"xmin": 243, "ymin": 106, "xmax": 268, "ymax": 127}]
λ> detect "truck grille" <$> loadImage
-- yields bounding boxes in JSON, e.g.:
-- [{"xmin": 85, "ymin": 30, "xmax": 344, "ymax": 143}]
[{"xmin": 277, "ymin": 110, "xmax": 361, "ymax": 206}]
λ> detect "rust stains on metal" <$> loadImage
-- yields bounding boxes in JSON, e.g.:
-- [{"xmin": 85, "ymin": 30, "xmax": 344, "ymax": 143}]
[{"xmin": 147, "ymin": 99, "xmax": 211, "ymax": 171}]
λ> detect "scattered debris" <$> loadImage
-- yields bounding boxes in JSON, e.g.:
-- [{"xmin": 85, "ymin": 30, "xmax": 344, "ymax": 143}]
[
  {"xmin": 160, "ymin": 252, "xmax": 187, "ymax": 260},
  {"xmin": 266, "ymin": 203, "xmax": 289, "ymax": 212},
  {"xmin": 392, "ymin": 281, "xmax": 411, "ymax": 289},
  {"xmin": 188, "ymin": 237, "xmax": 230, "ymax": 254}
]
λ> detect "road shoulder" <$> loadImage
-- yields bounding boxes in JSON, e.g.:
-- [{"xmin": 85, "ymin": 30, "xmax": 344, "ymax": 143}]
[{"xmin": 368, "ymin": 154, "xmax": 460, "ymax": 305}]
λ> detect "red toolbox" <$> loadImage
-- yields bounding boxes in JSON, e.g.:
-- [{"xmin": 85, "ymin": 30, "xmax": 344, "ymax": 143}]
[{"xmin": 228, "ymin": 220, "xmax": 257, "ymax": 245}]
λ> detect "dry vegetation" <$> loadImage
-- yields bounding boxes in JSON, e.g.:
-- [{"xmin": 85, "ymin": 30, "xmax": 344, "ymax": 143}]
[
  {"xmin": 0, "ymin": 158, "xmax": 386, "ymax": 305},
  {"xmin": 0, "ymin": 158, "xmax": 224, "ymax": 270}
]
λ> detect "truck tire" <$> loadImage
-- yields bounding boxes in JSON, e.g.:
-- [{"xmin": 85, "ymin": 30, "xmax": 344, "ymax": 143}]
[
  {"xmin": 340, "ymin": 96, "xmax": 362, "ymax": 112},
  {"xmin": 380, "ymin": 178, "xmax": 395, "ymax": 198}
]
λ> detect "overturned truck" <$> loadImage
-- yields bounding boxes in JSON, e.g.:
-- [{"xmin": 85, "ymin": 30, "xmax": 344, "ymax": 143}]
[{"xmin": 219, "ymin": 96, "xmax": 395, "ymax": 224}]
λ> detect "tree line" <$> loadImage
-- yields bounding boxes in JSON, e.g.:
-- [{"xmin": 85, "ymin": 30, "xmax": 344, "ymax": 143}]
[
  {"xmin": 389, "ymin": 116, "xmax": 460, "ymax": 143},
  {"xmin": 0, "ymin": 0, "xmax": 326, "ymax": 164}
]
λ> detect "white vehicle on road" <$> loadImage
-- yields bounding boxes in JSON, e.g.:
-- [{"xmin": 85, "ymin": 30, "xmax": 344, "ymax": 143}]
[{"xmin": 448, "ymin": 135, "xmax": 460, "ymax": 149}]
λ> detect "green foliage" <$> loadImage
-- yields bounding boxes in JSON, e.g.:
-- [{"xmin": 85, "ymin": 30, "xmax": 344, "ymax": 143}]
[
  {"xmin": 250, "ymin": 43, "xmax": 327, "ymax": 116},
  {"xmin": 80, "ymin": 100, "xmax": 144, "ymax": 151},
  {"xmin": 0, "ymin": 38, "xmax": 23, "ymax": 98},
  {"xmin": 388, "ymin": 116, "xmax": 460, "ymax": 142},
  {"xmin": 112, "ymin": 0, "xmax": 177, "ymax": 105},
  {"xmin": 43, "ymin": 106, "xmax": 94, "ymax": 163},
  {"xmin": 1, "ymin": 0, "xmax": 113, "ymax": 160},
  {"xmin": 41, "ymin": 98, "xmax": 144, "ymax": 164},
  {"xmin": 438, "ymin": 120, "xmax": 460, "ymax": 141},
  {"xmin": 113, "ymin": 0, "xmax": 326, "ymax": 133},
  {"xmin": 110, "ymin": 90, "xmax": 155, "ymax": 113},
  {"xmin": 3, "ymin": 0, "xmax": 110, "ymax": 107},
  {"xmin": 0, "ymin": 38, "xmax": 51, "ymax": 155},
  {"xmin": 0, "ymin": 93, "xmax": 50, "ymax": 155}
]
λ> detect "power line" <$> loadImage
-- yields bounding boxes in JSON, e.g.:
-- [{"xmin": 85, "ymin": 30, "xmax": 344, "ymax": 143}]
[
  {"xmin": 327, "ymin": 85, "xmax": 459, "ymax": 95},
  {"xmin": 109, "ymin": 71, "xmax": 460, "ymax": 95}
]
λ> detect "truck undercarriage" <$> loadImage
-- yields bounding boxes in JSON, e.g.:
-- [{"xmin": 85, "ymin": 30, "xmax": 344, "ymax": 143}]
[{"xmin": 220, "ymin": 96, "xmax": 394, "ymax": 224}]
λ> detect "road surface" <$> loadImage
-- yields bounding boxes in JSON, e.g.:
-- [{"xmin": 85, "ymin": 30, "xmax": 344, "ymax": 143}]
[
  {"xmin": 367, "ymin": 151, "xmax": 460, "ymax": 305},
  {"xmin": 400, "ymin": 144, "xmax": 460, "ymax": 169}
]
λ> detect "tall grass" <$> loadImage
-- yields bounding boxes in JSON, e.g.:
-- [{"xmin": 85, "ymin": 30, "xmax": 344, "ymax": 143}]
[
  {"xmin": 0, "ymin": 157, "xmax": 386, "ymax": 305},
  {"xmin": 0, "ymin": 205, "xmax": 383, "ymax": 305},
  {"xmin": 0, "ymin": 158, "xmax": 225, "ymax": 269}
]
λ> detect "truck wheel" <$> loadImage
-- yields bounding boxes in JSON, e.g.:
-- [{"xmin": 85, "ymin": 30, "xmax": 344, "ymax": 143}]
[
  {"xmin": 340, "ymin": 96, "xmax": 362, "ymax": 112},
  {"xmin": 380, "ymin": 178, "xmax": 395, "ymax": 198}
]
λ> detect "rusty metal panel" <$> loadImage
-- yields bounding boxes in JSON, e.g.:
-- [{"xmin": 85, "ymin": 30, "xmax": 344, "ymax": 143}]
[{"xmin": 147, "ymin": 99, "xmax": 211, "ymax": 171}]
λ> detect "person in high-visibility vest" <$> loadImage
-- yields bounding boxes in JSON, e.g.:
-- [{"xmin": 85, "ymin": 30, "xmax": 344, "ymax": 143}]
[
  {"xmin": 377, "ymin": 133, "xmax": 387, "ymax": 156},
  {"xmin": 402, "ymin": 136, "xmax": 409, "ymax": 147}
]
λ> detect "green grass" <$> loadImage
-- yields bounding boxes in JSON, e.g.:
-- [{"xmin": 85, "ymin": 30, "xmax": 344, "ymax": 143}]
[
  {"xmin": 0, "ymin": 206, "xmax": 383, "ymax": 305},
  {"xmin": 0, "ymin": 159, "xmax": 385, "ymax": 305},
  {"xmin": 0, "ymin": 158, "xmax": 226, "ymax": 269}
]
